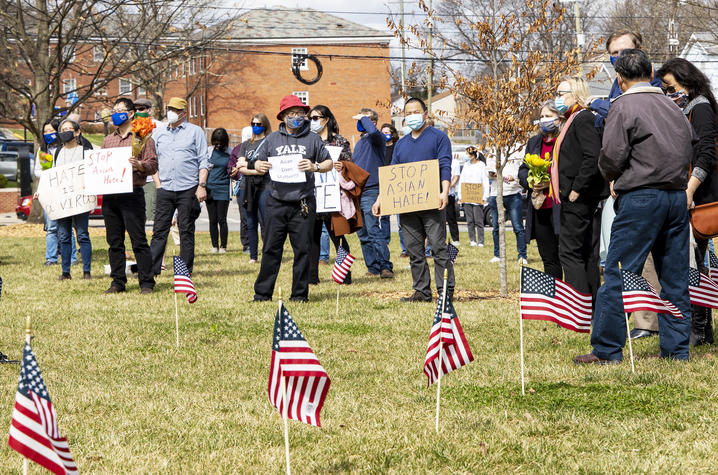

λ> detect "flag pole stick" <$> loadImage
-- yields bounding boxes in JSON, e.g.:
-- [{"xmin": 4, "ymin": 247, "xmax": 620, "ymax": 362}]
[
  {"xmin": 174, "ymin": 290, "xmax": 180, "ymax": 347},
  {"xmin": 336, "ymin": 286, "xmax": 340, "ymax": 319},
  {"xmin": 618, "ymin": 262, "xmax": 635, "ymax": 373},
  {"xmin": 23, "ymin": 317, "xmax": 31, "ymax": 475},
  {"xmin": 278, "ymin": 288, "xmax": 291, "ymax": 475},
  {"xmin": 435, "ymin": 268, "xmax": 449, "ymax": 433},
  {"xmin": 519, "ymin": 261, "xmax": 525, "ymax": 396}
]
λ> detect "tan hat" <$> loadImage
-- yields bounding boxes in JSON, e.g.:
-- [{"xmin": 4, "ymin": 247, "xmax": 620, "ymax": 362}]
[{"xmin": 167, "ymin": 97, "xmax": 187, "ymax": 110}]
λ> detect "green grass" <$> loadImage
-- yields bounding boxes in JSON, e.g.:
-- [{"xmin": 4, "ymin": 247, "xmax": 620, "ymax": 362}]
[{"xmin": 0, "ymin": 225, "xmax": 717, "ymax": 473}]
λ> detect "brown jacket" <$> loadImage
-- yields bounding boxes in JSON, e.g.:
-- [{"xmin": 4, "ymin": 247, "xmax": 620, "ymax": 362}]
[{"xmin": 331, "ymin": 161, "xmax": 370, "ymax": 236}]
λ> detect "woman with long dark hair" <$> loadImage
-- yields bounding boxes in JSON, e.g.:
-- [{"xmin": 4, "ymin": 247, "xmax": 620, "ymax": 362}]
[
  {"xmin": 206, "ymin": 128, "xmax": 232, "ymax": 253},
  {"xmin": 657, "ymin": 57, "xmax": 718, "ymax": 346}
]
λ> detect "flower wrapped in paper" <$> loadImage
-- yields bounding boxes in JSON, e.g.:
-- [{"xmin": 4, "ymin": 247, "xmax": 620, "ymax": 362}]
[
  {"xmin": 523, "ymin": 152, "xmax": 552, "ymax": 209},
  {"xmin": 130, "ymin": 116, "xmax": 156, "ymax": 157},
  {"xmin": 38, "ymin": 151, "xmax": 53, "ymax": 170}
]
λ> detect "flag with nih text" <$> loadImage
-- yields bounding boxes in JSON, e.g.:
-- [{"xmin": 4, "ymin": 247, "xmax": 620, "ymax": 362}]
[
  {"xmin": 520, "ymin": 266, "xmax": 592, "ymax": 333},
  {"xmin": 689, "ymin": 267, "xmax": 718, "ymax": 309},
  {"xmin": 268, "ymin": 304, "xmax": 330, "ymax": 427},
  {"xmin": 621, "ymin": 268, "xmax": 683, "ymax": 319},
  {"xmin": 424, "ymin": 296, "xmax": 474, "ymax": 387},
  {"xmin": 709, "ymin": 250, "xmax": 718, "ymax": 286},
  {"xmin": 8, "ymin": 343, "xmax": 77, "ymax": 475},
  {"xmin": 447, "ymin": 242, "xmax": 459, "ymax": 264},
  {"xmin": 331, "ymin": 245, "xmax": 354, "ymax": 284},
  {"xmin": 173, "ymin": 256, "xmax": 197, "ymax": 303}
]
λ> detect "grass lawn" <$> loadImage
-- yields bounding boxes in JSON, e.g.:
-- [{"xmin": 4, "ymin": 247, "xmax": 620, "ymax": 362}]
[{"xmin": 0, "ymin": 223, "xmax": 717, "ymax": 473}]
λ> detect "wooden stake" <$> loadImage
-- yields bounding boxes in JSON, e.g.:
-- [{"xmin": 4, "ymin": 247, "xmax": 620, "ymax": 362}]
[
  {"xmin": 24, "ymin": 317, "xmax": 31, "ymax": 475},
  {"xmin": 278, "ymin": 288, "xmax": 291, "ymax": 475},
  {"xmin": 618, "ymin": 262, "xmax": 635, "ymax": 373},
  {"xmin": 519, "ymin": 260, "xmax": 525, "ymax": 396},
  {"xmin": 174, "ymin": 290, "xmax": 179, "ymax": 347},
  {"xmin": 336, "ymin": 286, "xmax": 340, "ymax": 318},
  {"xmin": 435, "ymin": 268, "xmax": 449, "ymax": 433}
]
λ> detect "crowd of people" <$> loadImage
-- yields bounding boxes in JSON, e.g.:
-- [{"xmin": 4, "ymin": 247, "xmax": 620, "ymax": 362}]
[{"xmin": 28, "ymin": 27, "xmax": 718, "ymax": 364}]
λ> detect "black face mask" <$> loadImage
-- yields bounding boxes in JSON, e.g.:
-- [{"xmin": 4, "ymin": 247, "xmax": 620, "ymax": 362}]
[{"xmin": 58, "ymin": 131, "xmax": 76, "ymax": 144}]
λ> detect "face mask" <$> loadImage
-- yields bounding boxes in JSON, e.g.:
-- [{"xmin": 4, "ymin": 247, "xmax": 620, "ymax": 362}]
[
  {"xmin": 538, "ymin": 117, "xmax": 558, "ymax": 134},
  {"xmin": 252, "ymin": 125, "xmax": 266, "ymax": 136},
  {"xmin": 609, "ymin": 55, "xmax": 618, "ymax": 66},
  {"xmin": 668, "ymin": 90, "xmax": 689, "ymax": 108},
  {"xmin": 43, "ymin": 133, "xmax": 57, "ymax": 145},
  {"xmin": 357, "ymin": 120, "xmax": 366, "ymax": 133},
  {"xmin": 309, "ymin": 120, "xmax": 324, "ymax": 133},
  {"xmin": 384, "ymin": 134, "xmax": 392, "ymax": 142},
  {"xmin": 166, "ymin": 110, "xmax": 180, "ymax": 124},
  {"xmin": 401, "ymin": 126, "xmax": 411, "ymax": 136},
  {"xmin": 111, "ymin": 111, "xmax": 129, "ymax": 126},
  {"xmin": 58, "ymin": 131, "xmax": 75, "ymax": 143},
  {"xmin": 555, "ymin": 97, "xmax": 568, "ymax": 114},
  {"xmin": 135, "ymin": 112, "xmax": 149, "ymax": 118},
  {"xmin": 405, "ymin": 113, "xmax": 424, "ymax": 131},
  {"xmin": 286, "ymin": 116, "xmax": 305, "ymax": 129}
]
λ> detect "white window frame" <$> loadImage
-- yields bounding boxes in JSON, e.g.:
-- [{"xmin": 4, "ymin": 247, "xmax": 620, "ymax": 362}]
[
  {"xmin": 291, "ymin": 48, "xmax": 308, "ymax": 71},
  {"xmin": 93, "ymin": 78, "xmax": 107, "ymax": 96},
  {"xmin": 189, "ymin": 96, "xmax": 197, "ymax": 118},
  {"xmin": 199, "ymin": 94, "xmax": 204, "ymax": 116},
  {"xmin": 118, "ymin": 78, "xmax": 132, "ymax": 96},
  {"xmin": 93, "ymin": 45, "xmax": 104, "ymax": 62},
  {"xmin": 62, "ymin": 45, "xmax": 75, "ymax": 63},
  {"xmin": 62, "ymin": 78, "xmax": 76, "ymax": 95},
  {"xmin": 189, "ymin": 58, "xmax": 197, "ymax": 76},
  {"xmin": 292, "ymin": 91, "xmax": 309, "ymax": 106},
  {"xmin": 137, "ymin": 85, "xmax": 146, "ymax": 96}
]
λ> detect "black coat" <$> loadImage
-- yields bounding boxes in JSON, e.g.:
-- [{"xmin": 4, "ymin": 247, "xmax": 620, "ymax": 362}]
[
  {"xmin": 688, "ymin": 102, "xmax": 718, "ymax": 205},
  {"xmin": 519, "ymin": 134, "xmax": 561, "ymax": 242},
  {"xmin": 557, "ymin": 109, "xmax": 607, "ymax": 200}
]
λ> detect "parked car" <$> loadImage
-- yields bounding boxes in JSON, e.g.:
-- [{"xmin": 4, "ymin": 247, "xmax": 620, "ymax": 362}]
[
  {"xmin": 0, "ymin": 151, "xmax": 18, "ymax": 181},
  {"xmin": 15, "ymin": 195, "xmax": 103, "ymax": 220}
]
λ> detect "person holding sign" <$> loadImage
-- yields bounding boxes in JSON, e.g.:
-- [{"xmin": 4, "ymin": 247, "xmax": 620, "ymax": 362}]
[
  {"xmin": 457, "ymin": 146, "xmax": 489, "ymax": 247},
  {"xmin": 252, "ymin": 95, "xmax": 333, "ymax": 302},
  {"xmin": 101, "ymin": 98, "xmax": 159, "ymax": 294},
  {"xmin": 372, "ymin": 97, "xmax": 454, "ymax": 302}
]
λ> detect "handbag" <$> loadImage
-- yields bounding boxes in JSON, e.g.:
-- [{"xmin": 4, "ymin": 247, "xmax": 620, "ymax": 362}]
[{"xmin": 690, "ymin": 202, "xmax": 718, "ymax": 239}]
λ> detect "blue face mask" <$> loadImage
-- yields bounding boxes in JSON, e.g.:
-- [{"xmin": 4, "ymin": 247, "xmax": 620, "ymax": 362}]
[
  {"xmin": 286, "ymin": 116, "xmax": 305, "ymax": 129},
  {"xmin": 252, "ymin": 125, "xmax": 265, "ymax": 136},
  {"xmin": 405, "ymin": 113, "xmax": 424, "ymax": 131},
  {"xmin": 554, "ymin": 97, "xmax": 568, "ymax": 114},
  {"xmin": 111, "ymin": 111, "xmax": 129, "ymax": 126},
  {"xmin": 609, "ymin": 55, "xmax": 618, "ymax": 66},
  {"xmin": 384, "ymin": 133, "xmax": 392, "ymax": 142},
  {"xmin": 43, "ymin": 133, "xmax": 57, "ymax": 145},
  {"xmin": 538, "ymin": 117, "xmax": 558, "ymax": 134},
  {"xmin": 401, "ymin": 125, "xmax": 411, "ymax": 136},
  {"xmin": 668, "ymin": 90, "xmax": 689, "ymax": 109},
  {"xmin": 357, "ymin": 120, "xmax": 366, "ymax": 133}
]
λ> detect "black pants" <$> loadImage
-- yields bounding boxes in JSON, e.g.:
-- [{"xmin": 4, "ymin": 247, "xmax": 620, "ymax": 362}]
[
  {"xmin": 309, "ymin": 214, "xmax": 351, "ymax": 284},
  {"xmin": 150, "ymin": 187, "xmax": 199, "ymax": 274},
  {"xmin": 238, "ymin": 185, "xmax": 249, "ymax": 250},
  {"xmin": 559, "ymin": 196, "xmax": 600, "ymax": 296},
  {"xmin": 102, "ymin": 188, "xmax": 155, "ymax": 290},
  {"xmin": 446, "ymin": 195, "xmax": 460, "ymax": 242},
  {"xmin": 692, "ymin": 238, "xmax": 713, "ymax": 344},
  {"xmin": 254, "ymin": 195, "xmax": 315, "ymax": 300},
  {"xmin": 533, "ymin": 207, "xmax": 562, "ymax": 279},
  {"xmin": 206, "ymin": 197, "xmax": 229, "ymax": 248}
]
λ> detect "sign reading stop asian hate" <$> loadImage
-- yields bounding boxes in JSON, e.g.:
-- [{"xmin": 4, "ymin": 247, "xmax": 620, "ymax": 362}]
[
  {"xmin": 461, "ymin": 183, "xmax": 485, "ymax": 204},
  {"xmin": 314, "ymin": 168, "xmax": 341, "ymax": 213},
  {"xmin": 37, "ymin": 162, "xmax": 97, "ymax": 220},
  {"xmin": 378, "ymin": 159, "xmax": 440, "ymax": 215},
  {"xmin": 84, "ymin": 146, "xmax": 133, "ymax": 195}
]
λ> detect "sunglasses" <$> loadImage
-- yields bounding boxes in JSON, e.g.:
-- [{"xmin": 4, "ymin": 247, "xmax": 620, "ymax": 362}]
[
  {"xmin": 251, "ymin": 122, "xmax": 263, "ymax": 126},
  {"xmin": 662, "ymin": 86, "xmax": 677, "ymax": 94},
  {"xmin": 309, "ymin": 116, "xmax": 324, "ymax": 121}
]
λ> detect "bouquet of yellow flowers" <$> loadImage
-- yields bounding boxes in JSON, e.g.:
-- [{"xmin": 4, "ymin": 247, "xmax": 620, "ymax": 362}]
[
  {"xmin": 523, "ymin": 152, "xmax": 552, "ymax": 209},
  {"xmin": 130, "ymin": 116, "xmax": 156, "ymax": 157},
  {"xmin": 38, "ymin": 151, "xmax": 53, "ymax": 170}
]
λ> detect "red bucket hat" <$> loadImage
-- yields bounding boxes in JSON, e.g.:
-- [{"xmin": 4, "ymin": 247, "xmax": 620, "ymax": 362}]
[{"xmin": 277, "ymin": 95, "xmax": 310, "ymax": 120}]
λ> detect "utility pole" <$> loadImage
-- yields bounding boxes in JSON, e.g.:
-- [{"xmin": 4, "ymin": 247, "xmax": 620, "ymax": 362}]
[
  {"xmin": 560, "ymin": 0, "xmax": 583, "ymax": 70},
  {"xmin": 427, "ymin": 0, "xmax": 433, "ymax": 114},
  {"xmin": 667, "ymin": 0, "xmax": 680, "ymax": 59},
  {"xmin": 400, "ymin": 0, "xmax": 406, "ymax": 94}
]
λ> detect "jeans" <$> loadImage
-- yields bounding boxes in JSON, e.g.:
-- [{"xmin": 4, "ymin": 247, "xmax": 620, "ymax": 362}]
[
  {"xmin": 463, "ymin": 203, "xmax": 485, "ymax": 244},
  {"xmin": 319, "ymin": 222, "xmax": 330, "ymax": 262},
  {"xmin": 56, "ymin": 212, "xmax": 92, "ymax": 274},
  {"xmin": 245, "ymin": 189, "xmax": 269, "ymax": 260},
  {"xmin": 591, "ymin": 189, "xmax": 690, "ymax": 361},
  {"xmin": 381, "ymin": 215, "xmax": 391, "ymax": 244},
  {"xmin": 44, "ymin": 211, "xmax": 76, "ymax": 263},
  {"xmin": 397, "ymin": 215, "xmax": 406, "ymax": 253},
  {"xmin": 356, "ymin": 188, "xmax": 392, "ymax": 273},
  {"xmin": 488, "ymin": 194, "xmax": 526, "ymax": 259}
]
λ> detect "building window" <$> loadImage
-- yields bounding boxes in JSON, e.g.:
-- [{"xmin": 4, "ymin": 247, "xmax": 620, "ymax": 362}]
[
  {"xmin": 93, "ymin": 78, "xmax": 107, "ymax": 96},
  {"xmin": 292, "ymin": 91, "xmax": 309, "ymax": 105},
  {"xmin": 200, "ymin": 94, "xmax": 204, "ymax": 116},
  {"xmin": 62, "ymin": 45, "xmax": 75, "ymax": 63},
  {"xmin": 118, "ymin": 78, "xmax": 132, "ymax": 96},
  {"xmin": 62, "ymin": 78, "xmax": 76, "ymax": 94},
  {"xmin": 180, "ymin": 62, "xmax": 185, "ymax": 77},
  {"xmin": 137, "ymin": 86, "xmax": 146, "ymax": 96},
  {"xmin": 190, "ymin": 96, "xmax": 197, "ymax": 118},
  {"xmin": 189, "ymin": 58, "xmax": 197, "ymax": 76},
  {"xmin": 198, "ymin": 56, "xmax": 205, "ymax": 73},
  {"xmin": 93, "ymin": 45, "xmax": 104, "ymax": 62},
  {"xmin": 291, "ymin": 48, "xmax": 308, "ymax": 71}
]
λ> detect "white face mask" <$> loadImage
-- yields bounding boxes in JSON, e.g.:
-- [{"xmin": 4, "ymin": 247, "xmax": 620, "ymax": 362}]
[{"xmin": 166, "ymin": 110, "xmax": 180, "ymax": 124}]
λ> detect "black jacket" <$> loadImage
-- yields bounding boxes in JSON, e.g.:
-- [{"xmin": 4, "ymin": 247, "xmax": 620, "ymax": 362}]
[
  {"xmin": 558, "ymin": 109, "xmax": 607, "ymax": 200},
  {"xmin": 688, "ymin": 101, "xmax": 718, "ymax": 205}
]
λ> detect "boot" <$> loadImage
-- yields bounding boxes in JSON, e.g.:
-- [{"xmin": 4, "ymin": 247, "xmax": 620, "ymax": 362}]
[
  {"xmin": 690, "ymin": 304, "xmax": 708, "ymax": 347},
  {"xmin": 705, "ymin": 310, "xmax": 714, "ymax": 345}
]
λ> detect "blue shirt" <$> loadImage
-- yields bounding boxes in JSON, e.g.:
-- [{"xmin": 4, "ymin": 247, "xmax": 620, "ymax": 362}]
[
  {"xmin": 153, "ymin": 120, "xmax": 210, "ymax": 192},
  {"xmin": 352, "ymin": 116, "xmax": 386, "ymax": 190},
  {"xmin": 391, "ymin": 126, "xmax": 452, "ymax": 183}
]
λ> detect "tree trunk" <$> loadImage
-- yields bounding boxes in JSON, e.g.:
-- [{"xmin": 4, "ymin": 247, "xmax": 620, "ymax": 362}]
[{"xmin": 496, "ymin": 148, "xmax": 507, "ymax": 296}]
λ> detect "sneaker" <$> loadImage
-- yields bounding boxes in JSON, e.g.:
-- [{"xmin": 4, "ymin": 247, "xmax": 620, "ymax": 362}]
[
  {"xmin": 519, "ymin": 257, "xmax": 528, "ymax": 265},
  {"xmin": 400, "ymin": 291, "xmax": 432, "ymax": 302},
  {"xmin": 43, "ymin": 260, "xmax": 57, "ymax": 266},
  {"xmin": 83, "ymin": 272, "xmax": 91, "ymax": 280},
  {"xmin": 470, "ymin": 241, "xmax": 477, "ymax": 247},
  {"xmin": 243, "ymin": 247, "xmax": 250, "ymax": 254},
  {"xmin": 365, "ymin": 271, "xmax": 380, "ymax": 277},
  {"xmin": 59, "ymin": 273, "xmax": 72, "ymax": 281},
  {"xmin": 218, "ymin": 248, "xmax": 227, "ymax": 254},
  {"xmin": 253, "ymin": 295, "xmax": 271, "ymax": 302},
  {"xmin": 319, "ymin": 259, "xmax": 329, "ymax": 266},
  {"xmin": 248, "ymin": 259, "xmax": 257, "ymax": 264},
  {"xmin": 451, "ymin": 241, "xmax": 460, "ymax": 247},
  {"xmin": 478, "ymin": 243, "xmax": 485, "ymax": 247},
  {"xmin": 489, "ymin": 256, "xmax": 500, "ymax": 263},
  {"xmin": 104, "ymin": 286, "xmax": 125, "ymax": 294},
  {"xmin": 210, "ymin": 247, "xmax": 219, "ymax": 254},
  {"xmin": 380, "ymin": 269, "xmax": 395, "ymax": 279}
]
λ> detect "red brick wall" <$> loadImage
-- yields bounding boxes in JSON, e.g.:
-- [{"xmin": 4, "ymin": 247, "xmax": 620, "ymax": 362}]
[{"xmin": 0, "ymin": 189, "xmax": 19, "ymax": 213}]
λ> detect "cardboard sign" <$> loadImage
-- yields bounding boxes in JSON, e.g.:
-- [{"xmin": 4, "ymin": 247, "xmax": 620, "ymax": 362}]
[
  {"xmin": 378, "ymin": 159, "xmax": 440, "ymax": 215},
  {"xmin": 314, "ymin": 168, "xmax": 341, "ymax": 212},
  {"xmin": 37, "ymin": 163, "xmax": 97, "ymax": 220},
  {"xmin": 268, "ymin": 154, "xmax": 306, "ymax": 183},
  {"xmin": 325, "ymin": 145, "xmax": 343, "ymax": 162},
  {"xmin": 84, "ymin": 147, "xmax": 133, "ymax": 195},
  {"xmin": 461, "ymin": 183, "xmax": 484, "ymax": 204}
]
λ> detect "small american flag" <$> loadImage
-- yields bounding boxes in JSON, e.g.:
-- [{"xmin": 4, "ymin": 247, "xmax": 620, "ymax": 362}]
[
  {"xmin": 8, "ymin": 343, "xmax": 77, "ymax": 475},
  {"xmin": 689, "ymin": 267, "xmax": 718, "ymax": 309},
  {"xmin": 331, "ymin": 246, "xmax": 354, "ymax": 284},
  {"xmin": 447, "ymin": 243, "xmax": 459, "ymax": 264},
  {"xmin": 621, "ymin": 269, "xmax": 683, "ymax": 319},
  {"xmin": 520, "ymin": 266, "xmax": 592, "ymax": 333},
  {"xmin": 424, "ymin": 296, "xmax": 473, "ymax": 386},
  {"xmin": 268, "ymin": 304, "xmax": 330, "ymax": 427},
  {"xmin": 174, "ymin": 256, "xmax": 197, "ymax": 303},
  {"xmin": 709, "ymin": 250, "xmax": 718, "ymax": 286}
]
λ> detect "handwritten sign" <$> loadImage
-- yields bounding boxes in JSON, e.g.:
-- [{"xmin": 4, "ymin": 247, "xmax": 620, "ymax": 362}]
[
  {"xmin": 325, "ymin": 145, "xmax": 343, "ymax": 162},
  {"xmin": 84, "ymin": 147, "xmax": 133, "ymax": 195},
  {"xmin": 378, "ymin": 159, "xmax": 440, "ymax": 215},
  {"xmin": 314, "ymin": 168, "xmax": 341, "ymax": 212},
  {"xmin": 268, "ymin": 154, "xmax": 306, "ymax": 183},
  {"xmin": 461, "ymin": 183, "xmax": 484, "ymax": 204},
  {"xmin": 37, "ymin": 163, "xmax": 97, "ymax": 220}
]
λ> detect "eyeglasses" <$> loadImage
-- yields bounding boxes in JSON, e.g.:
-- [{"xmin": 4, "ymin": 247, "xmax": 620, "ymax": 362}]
[
  {"xmin": 284, "ymin": 111, "xmax": 305, "ymax": 118},
  {"xmin": 662, "ymin": 86, "xmax": 677, "ymax": 94},
  {"xmin": 251, "ymin": 122, "xmax": 263, "ymax": 126},
  {"xmin": 309, "ymin": 115, "xmax": 324, "ymax": 121},
  {"xmin": 556, "ymin": 90, "xmax": 572, "ymax": 96}
]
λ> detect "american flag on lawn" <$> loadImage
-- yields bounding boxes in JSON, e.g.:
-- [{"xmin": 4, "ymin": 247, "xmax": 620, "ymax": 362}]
[
  {"xmin": 331, "ymin": 245, "xmax": 354, "ymax": 284},
  {"xmin": 173, "ymin": 256, "xmax": 197, "ymax": 303},
  {"xmin": 447, "ymin": 242, "xmax": 459, "ymax": 264},
  {"xmin": 621, "ymin": 269, "xmax": 683, "ymax": 319},
  {"xmin": 709, "ymin": 250, "xmax": 718, "ymax": 286},
  {"xmin": 8, "ymin": 343, "xmax": 77, "ymax": 475},
  {"xmin": 268, "ymin": 303, "xmax": 330, "ymax": 427},
  {"xmin": 520, "ymin": 266, "xmax": 592, "ymax": 333},
  {"xmin": 689, "ymin": 267, "xmax": 718, "ymax": 309},
  {"xmin": 424, "ymin": 296, "xmax": 473, "ymax": 386}
]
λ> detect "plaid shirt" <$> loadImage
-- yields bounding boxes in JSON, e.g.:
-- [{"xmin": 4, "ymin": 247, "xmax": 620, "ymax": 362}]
[{"xmin": 101, "ymin": 129, "xmax": 158, "ymax": 187}]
